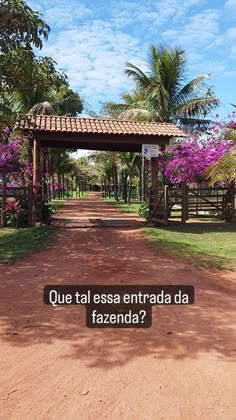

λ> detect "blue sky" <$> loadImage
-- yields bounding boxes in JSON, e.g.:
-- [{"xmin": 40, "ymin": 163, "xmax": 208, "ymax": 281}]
[{"xmin": 28, "ymin": 0, "xmax": 236, "ymax": 118}]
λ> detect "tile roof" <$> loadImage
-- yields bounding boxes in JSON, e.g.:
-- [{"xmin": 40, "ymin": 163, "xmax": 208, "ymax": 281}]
[{"xmin": 16, "ymin": 115, "xmax": 185, "ymax": 137}]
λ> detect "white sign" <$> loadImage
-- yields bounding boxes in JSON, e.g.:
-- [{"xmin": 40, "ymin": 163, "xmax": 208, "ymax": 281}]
[{"xmin": 142, "ymin": 144, "xmax": 161, "ymax": 158}]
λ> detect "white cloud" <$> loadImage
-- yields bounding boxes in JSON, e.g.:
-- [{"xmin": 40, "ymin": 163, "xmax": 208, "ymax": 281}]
[
  {"xmin": 220, "ymin": 70, "xmax": 236, "ymax": 78},
  {"xmin": 162, "ymin": 9, "xmax": 219, "ymax": 48},
  {"xmin": 225, "ymin": 0, "xmax": 236, "ymax": 16},
  {"xmin": 209, "ymin": 27, "xmax": 236, "ymax": 47},
  {"xmin": 109, "ymin": 0, "xmax": 206, "ymax": 31},
  {"xmin": 225, "ymin": 0, "xmax": 236, "ymax": 8},
  {"xmin": 27, "ymin": 0, "xmax": 236, "ymax": 114},
  {"xmin": 41, "ymin": 20, "xmax": 143, "ymax": 111},
  {"xmin": 231, "ymin": 45, "xmax": 236, "ymax": 55},
  {"xmin": 43, "ymin": 4, "xmax": 92, "ymax": 28}
]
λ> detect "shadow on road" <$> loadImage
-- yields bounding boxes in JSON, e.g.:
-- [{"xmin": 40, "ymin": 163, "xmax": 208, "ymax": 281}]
[{"xmin": 0, "ymin": 193, "xmax": 235, "ymax": 368}]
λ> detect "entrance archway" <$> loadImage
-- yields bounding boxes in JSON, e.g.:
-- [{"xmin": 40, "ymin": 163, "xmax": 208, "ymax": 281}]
[{"xmin": 17, "ymin": 115, "xmax": 184, "ymax": 223}]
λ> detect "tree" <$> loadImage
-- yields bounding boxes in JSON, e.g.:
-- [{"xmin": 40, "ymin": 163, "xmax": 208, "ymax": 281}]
[
  {"xmin": 0, "ymin": 0, "xmax": 49, "ymax": 52},
  {"xmin": 119, "ymin": 152, "xmax": 141, "ymax": 204},
  {"xmin": 103, "ymin": 45, "xmax": 219, "ymax": 125},
  {"xmin": 0, "ymin": 0, "xmax": 50, "ymax": 92},
  {"xmin": 89, "ymin": 151, "xmax": 141, "ymax": 203},
  {"xmin": 0, "ymin": 52, "xmax": 83, "ymax": 130},
  {"xmin": 89, "ymin": 152, "xmax": 118, "ymax": 197},
  {"xmin": 102, "ymin": 90, "xmax": 152, "ymax": 121}
]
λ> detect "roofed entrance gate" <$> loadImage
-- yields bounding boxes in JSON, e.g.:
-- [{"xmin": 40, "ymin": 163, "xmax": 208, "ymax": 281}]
[{"xmin": 17, "ymin": 115, "xmax": 184, "ymax": 224}]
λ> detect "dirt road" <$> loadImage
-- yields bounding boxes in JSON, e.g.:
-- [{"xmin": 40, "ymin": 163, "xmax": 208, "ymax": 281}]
[{"xmin": 0, "ymin": 193, "xmax": 235, "ymax": 419}]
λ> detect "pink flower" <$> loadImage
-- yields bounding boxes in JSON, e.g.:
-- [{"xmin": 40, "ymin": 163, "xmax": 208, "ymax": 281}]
[{"xmin": 4, "ymin": 200, "xmax": 22, "ymax": 217}]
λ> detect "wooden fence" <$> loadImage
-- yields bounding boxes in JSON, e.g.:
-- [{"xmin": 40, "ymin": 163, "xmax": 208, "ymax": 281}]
[
  {"xmin": 0, "ymin": 185, "xmax": 43, "ymax": 227},
  {"xmin": 149, "ymin": 185, "xmax": 236, "ymax": 225}
]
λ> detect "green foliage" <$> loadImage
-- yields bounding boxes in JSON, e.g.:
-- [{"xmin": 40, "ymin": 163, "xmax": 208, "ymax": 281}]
[
  {"xmin": 138, "ymin": 202, "xmax": 149, "ymax": 219},
  {"xmin": 0, "ymin": 0, "xmax": 50, "ymax": 99},
  {"xmin": 205, "ymin": 149, "xmax": 236, "ymax": 185},
  {"xmin": 0, "ymin": 1, "xmax": 83, "ymax": 126},
  {"xmin": 0, "ymin": 0, "xmax": 50, "ymax": 53},
  {"xmin": 102, "ymin": 44, "xmax": 219, "ymax": 124}
]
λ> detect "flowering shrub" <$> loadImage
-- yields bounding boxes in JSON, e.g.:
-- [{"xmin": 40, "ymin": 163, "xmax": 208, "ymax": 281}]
[
  {"xmin": 162, "ymin": 114, "xmax": 236, "ymax": 185},
  {"xmin": 0, "ymin": 139, "xmax": 21, "ymax": 176},
  {"xmin": 4, "ymin": 200, "xmax": 22, "ymax": 227},
  {"xmin": 164, "ymin": 137, "xmax": 233, "ymax": 184},
  {"xmin": 5, "ymin": 200, "xmax": 22, "ymax": 217}
]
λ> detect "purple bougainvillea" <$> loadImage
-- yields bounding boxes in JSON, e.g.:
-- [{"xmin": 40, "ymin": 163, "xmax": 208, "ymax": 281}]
[
  {"xmin": 0, "ymin": 139, "xmax": 22, "ymax": 176},
  {"xmin": 0, "ymin": 129, "xmax": 33, "ymax": 183},
  {"xmin": 164, "ymin": 137, "xmax": 233, "ymax": 184}
]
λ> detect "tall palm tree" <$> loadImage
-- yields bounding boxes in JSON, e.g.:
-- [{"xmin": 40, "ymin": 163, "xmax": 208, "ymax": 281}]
[{"xmin": 103, "ymin": 45, "xmax": 219, "ymax": 125}]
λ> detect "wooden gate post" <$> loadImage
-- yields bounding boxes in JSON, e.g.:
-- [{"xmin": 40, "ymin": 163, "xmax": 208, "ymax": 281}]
[
  {"xmin": 149, "ymin": 157, "xmax": 159, "ymax": 220},
  {"xmin": 181, "ymin": 183, "xmax": 188, "ymax": 224},
  {"xmin": 151, "ymin": 157, "xmax": 158, "ymax": 190},
  {"xmin": 1, "ymin": 175, "xmax": 7, "ymax": 227},
  {"xmin": 151, "ymin": 156, "xmax": 158, "ymax": 197},
  {"xmin": 32, "ymin": 138, "xmax": 41, "ymax": 224},
  {"xmin": 28, "ymin": 185, "xmax": 33, "ymax": 227},
  {"xmin": 33, "ymin": 138, "xmax": 41, "ymax": 186},
  {"xmin": 163, "ymin": 185, "xmax": 169, "ymax": 225}
]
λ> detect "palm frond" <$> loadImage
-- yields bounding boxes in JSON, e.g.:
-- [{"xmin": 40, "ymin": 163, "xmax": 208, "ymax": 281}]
[
  {"xmin": 205, "ymin": 148, "xmax": 236, "ymax": 185},
  {"xmin": 177, "ymin": 96, "xmax": 219, "ymax": 118},
  {"xmin": 29, "ymin": 101, "xmax": 55, "ymax": 115},
  {"xmin": 177, "ymin": 74, "xmax": 212, "ymax": 102},
  {"xmin": 119, "ymin": 108, "xmax": 153, "ymax": 121},
  {"xmin": 125, "ymin": 63, "xmax": 150, "ymax": 90}
]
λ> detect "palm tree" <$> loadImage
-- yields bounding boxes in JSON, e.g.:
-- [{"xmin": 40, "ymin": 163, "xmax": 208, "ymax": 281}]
[
  {"xmin": 118, "ymin": 152, "xmax": 141, "ymax": 204},
  {"xmin": 89, "ymin": 151, "xmax": 141, "ymax": 203},
  {"xmin": 102, "ymin": 90, "xmax": 153, "ymax": 121},
  {"xmin": 103, "ymin": 45, "xmax": 219, "ymax": 125},
  {"xmin": 0, "ymin": 52, "xmax": 83, "ymax": 126},
  {"xmin": 89, "ymin": 151, "xmax": 119, "ymax": 198}
]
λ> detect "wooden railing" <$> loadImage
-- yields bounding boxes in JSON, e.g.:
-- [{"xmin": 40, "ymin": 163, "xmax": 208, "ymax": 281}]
[{"xmin": 149, "ymin": 185, "xmax": 236, "ymax": 224}]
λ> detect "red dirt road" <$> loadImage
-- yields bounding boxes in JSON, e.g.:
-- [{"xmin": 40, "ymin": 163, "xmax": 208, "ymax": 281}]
[{"xmin": 0, "ymin": 193, "xmax": 236, "ymax": 419}]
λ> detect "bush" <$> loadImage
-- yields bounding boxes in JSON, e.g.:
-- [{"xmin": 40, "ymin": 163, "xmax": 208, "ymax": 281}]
[{"xmin": 139, "ymin": 202, "xmax": 149, "ymax": 219}]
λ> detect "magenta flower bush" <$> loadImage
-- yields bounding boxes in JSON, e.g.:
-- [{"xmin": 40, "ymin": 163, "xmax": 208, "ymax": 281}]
[
  {"xmin": 164, "ymin": 137, "xmax": 233, "ymax": 184},
  {"xmin": 0, "ymin": 129, "xmax": 34, "ymax": 184},
  {"xmin": 0, "ymin": 139, "xmax": 21, "ymax": 176}
]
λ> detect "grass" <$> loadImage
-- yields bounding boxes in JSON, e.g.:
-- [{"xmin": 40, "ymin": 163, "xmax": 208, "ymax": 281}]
[
  {"xmin": 0, "ymin": 193, "xmax": 90, "ymax": 264},
  {"xmin": 144, "ymin": 224, "xmax": 236, "ymax": 270},
  {"xmin": 49, "ymin": 191, "xmax": 88, "ymax": 212},
  {"xmin": 0, "ymin": 226, "xmax": 55, "ymax": 263},
  {"xmin": 50, "ymin": 198, "xmax": 66, "ymax": 211},
  {"xmin": 106, "ymin": 198, "xmax": 236, "ymax": 270},
  {"xmin": 104, "ymin": 197, "xmax": 142, "ymax": 214}
]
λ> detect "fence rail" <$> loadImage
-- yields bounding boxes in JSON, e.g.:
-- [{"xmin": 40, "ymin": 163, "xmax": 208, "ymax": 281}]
[{"xmin": 149, "ymin": 185, "xmax": 236, "ymax": 225}]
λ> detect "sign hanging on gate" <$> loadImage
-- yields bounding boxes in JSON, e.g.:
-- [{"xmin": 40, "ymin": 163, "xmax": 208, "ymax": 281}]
[{"xmin": 142, "ymin": 144, "xmax": 161, "ymax": 158}]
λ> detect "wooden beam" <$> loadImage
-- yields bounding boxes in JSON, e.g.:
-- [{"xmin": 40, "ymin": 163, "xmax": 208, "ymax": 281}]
[
  {"xmin": 40, "ymin": 141, "xmax": 142, "ymax": 152},
  {"xmin": 34, "ymin": 132, "xmax": 170, "ymax": 148}
]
